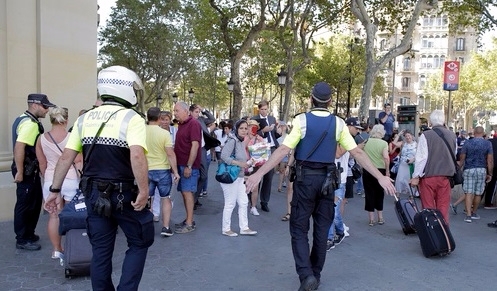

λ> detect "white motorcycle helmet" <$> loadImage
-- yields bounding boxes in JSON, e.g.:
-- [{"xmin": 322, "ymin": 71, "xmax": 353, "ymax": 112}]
[{"xmin": 97, "ymin": 66, "xmax": 144, "ymax": 107}]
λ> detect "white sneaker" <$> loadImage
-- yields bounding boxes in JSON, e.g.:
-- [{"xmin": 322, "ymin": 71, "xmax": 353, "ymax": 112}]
[
  {"xmin": 343, "ymin": 224, "xmax": 350, "ymax": 237},
  {"xmin": 240, "ymin": 229, "xmax": 257, "ymax": 235},
  {"xmin": 222, "ymin": 230, "xmax": 238, "ymax": 237},
  {"xmin": 250, "ymin": 207, "xmax": 260, "ymax": 216}
]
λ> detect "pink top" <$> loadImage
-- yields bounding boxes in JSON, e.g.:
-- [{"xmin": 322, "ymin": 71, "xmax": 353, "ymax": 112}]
[{"xmin": 40, "ymin": 133, "xmax": 79, "ymax": 181}]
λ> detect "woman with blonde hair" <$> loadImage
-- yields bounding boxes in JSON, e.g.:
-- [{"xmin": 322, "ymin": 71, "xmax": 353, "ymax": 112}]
[
  {"xmin": 36, "ymin": 107, "xmax": 82, "ymax": 260},
  {"xmin": 362, "ymin": 124, "xmax": 390, "ymax": 226}
]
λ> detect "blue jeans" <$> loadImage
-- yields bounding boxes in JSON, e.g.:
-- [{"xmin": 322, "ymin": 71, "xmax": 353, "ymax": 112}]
[
  {"xmin": 356, "ymin": 176, "xmax": 364, "ymax": 193},
  {"xmin": 148, "ymin": 169, "xmax": 172, "ymax": 198},
  {"xmin": 328, "ymin": 184, "xmax": 345, "ymax": 239},
  {"xmin": 86, "ymin": 183, "xmax": 154, "ymax": 290},
  {"xmin": 177, "ymin": 166, "xmax": 199, "ymax": 193}
]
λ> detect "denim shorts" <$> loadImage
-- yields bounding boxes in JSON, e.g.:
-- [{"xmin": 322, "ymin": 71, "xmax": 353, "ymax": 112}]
[
  {"xmin": 177, "ymin": 166, "xmax": 199, "ymax": 193},
  {"xmin": 148, "ymin": 169, "xmax": 172, "ymax": 198}
]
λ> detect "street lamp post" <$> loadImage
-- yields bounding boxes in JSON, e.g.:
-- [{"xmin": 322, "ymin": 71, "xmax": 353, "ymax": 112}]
[
  {"xmin": 172, "ymin": 92, "xmax": 178, "ymax": 105},
  {"xmin": 156, "ymin": 92, "xmax": 163, "ymax": 108},
  {"xmin": 188, "ymin": 88, "xmax": 195, "ymax": 105},
  {"xmin": 277, "ymin": 67, "xmax": 287, "ymax": 121},
  {"xmin": 227, "ymin": 78, "xmax": 234, "ymax": 119}
]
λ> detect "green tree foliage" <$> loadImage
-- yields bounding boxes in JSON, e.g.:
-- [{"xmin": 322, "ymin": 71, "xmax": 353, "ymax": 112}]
[
  {"xmin": 423, "ymin": 42, "xmax": 497, "ymax": 129},
  {"xmin": 311, "ymin": 35, "xmax": 385, "ymax": 117},
  {"xmin": 184, "ymin": 0, "xmax": 272, "ymax": 119},
  {"xmin": 352, "ymin": 0, "xmax": 439, "ymax": 120},
  {"xmin": 443, "ymin": 0, "xmax": 497, "ymax": 34},
  {"xmin": 270, "ymin": 0, "xmax": 347, "ymax": 121},
  {"xmin": 99, "ymin": 0, "xmax": 195, "ymax": 112}
]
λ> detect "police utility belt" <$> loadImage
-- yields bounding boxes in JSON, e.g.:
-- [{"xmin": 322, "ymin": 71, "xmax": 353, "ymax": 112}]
[
  {"xmin": 294, "ymin": 161, "xmax": 339, "ymax": 197},
  {"xmin": 80, "ymin": 176, "xmax": 139, "ymax": 218}
]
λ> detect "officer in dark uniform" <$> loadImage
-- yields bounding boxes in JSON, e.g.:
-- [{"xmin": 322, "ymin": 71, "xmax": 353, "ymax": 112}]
[
  {"xmin": 246, "ymin": 82, "xmax": 396, "ymax": 291},
  {"xmin": 44, "ymin": 66, "xmax": 153, "ymax": 291},
  {"xmin": 12, "ymin": 93, "xmax": 55, "ymax": 251}
]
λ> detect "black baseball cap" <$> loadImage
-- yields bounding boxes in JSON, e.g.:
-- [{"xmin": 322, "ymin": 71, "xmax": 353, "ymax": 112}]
[
  {"xmin": 345, "ymin": 117, "xmax": 364, "ymax": 129},
  {"xmin": 27, "ymin": 93, "xmax": 56, "ymax": 107}
]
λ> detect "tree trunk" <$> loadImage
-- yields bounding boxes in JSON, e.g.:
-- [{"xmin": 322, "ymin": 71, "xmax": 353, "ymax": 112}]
[
  {"xmin": 230, "ymin": 56, "xmax": 243, "ymax": 120},
  {"xmin": 352, "ymin": 0, "xmax": 438, "ymax": 120}
]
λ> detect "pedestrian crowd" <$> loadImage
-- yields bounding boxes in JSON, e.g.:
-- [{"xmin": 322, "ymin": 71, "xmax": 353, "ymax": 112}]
[{"xmin": 10, "ymin": 65, "xmax": 497, "ymax": 291}]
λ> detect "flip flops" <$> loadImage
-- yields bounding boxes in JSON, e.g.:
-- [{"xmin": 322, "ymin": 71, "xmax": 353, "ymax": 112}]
[{"xmin": 281, "ymin": 213, "xmax": 290, "ymax": 221}]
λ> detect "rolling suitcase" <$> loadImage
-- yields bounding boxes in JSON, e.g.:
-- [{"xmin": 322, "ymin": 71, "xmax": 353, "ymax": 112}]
[
  {"xmin": 64, "ymin": 228, "xmax": 92, "ymax": 278},
  {"xmin": 394, "ymin": 194, "xmax": 418, "ymax": 235},
  {"xmin": 414, "ymin": 208, "xmax": 455, "ymax": 258}
]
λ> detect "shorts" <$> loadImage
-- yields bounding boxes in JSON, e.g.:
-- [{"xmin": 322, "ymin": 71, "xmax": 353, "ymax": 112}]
[
  {"xmin": 177, "ymin": 166, "xmax": 199, "ymax": 193},
  {"xmin": 43, "ymin": 178, "xmax": 79, "ymax": 202},
  {"xmin": 148, "ymin": 169, "xmax": 172, "ymax": 198},
  {"xmin": 462, "ymin": 168, "xmax": 486, "ymax": 195}
]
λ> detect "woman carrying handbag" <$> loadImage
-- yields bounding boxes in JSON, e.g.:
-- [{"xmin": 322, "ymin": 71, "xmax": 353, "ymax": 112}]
[{"xmin": 219, "ymin": 120, "xmax": 257, "ymax": 237}]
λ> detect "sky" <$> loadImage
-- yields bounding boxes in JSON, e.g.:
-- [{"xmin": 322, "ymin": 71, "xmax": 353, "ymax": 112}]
[{"xmin": 98, "ymin": 0, "xmax": 116, "ymax": 28}]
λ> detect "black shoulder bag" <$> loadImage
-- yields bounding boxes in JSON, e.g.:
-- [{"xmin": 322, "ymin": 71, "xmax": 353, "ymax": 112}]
[{"xmin": 432, "ymin": 128, "xmax": 463, "ymax": 188}]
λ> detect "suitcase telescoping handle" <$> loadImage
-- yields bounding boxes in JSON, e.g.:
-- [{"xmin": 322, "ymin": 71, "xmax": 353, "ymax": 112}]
[{"xmin": 408, "ymin": 184, "xmax": 420, "ymax": 211}]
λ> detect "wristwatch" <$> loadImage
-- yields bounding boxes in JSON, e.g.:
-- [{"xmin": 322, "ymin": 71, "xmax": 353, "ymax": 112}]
[
  {"xmin": 49, "ymin": 185, "xmax": 61, "ymax": 193},
  {"xmin": 187, "ymin": 165, "xmax": 192, "ymax": 170}
]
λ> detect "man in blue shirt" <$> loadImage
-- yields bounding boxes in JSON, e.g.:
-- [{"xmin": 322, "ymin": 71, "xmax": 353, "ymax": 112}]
[
  {"xmin": 379, "ymin": 103, "xmax": 395, "ymax": 142},
  {"xmin": 459, "ymin": 126, "xmax": 493, "ymax": 223}
]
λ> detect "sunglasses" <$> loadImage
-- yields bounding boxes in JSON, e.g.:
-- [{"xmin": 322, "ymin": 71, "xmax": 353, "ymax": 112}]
[{"xmin": 41, "ymin": 104, "xmax": 49, "ymax": 109}]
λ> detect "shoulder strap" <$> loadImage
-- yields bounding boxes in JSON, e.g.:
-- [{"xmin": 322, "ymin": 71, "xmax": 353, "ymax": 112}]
[
  {"xmin": 83, "ymin": 108, "xmax": 126, "ymax": 165},
  {"xmin": 432, "ymin": 128, "xmax": 457, "ymax": 170},
  {"xmin": 46, "ymin": 132, "xmax": 81, "ymax": 176}
]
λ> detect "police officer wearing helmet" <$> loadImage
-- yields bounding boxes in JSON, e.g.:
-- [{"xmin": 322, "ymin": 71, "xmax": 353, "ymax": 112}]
[
  {"xmin": 44, "ymin": 66, "xmax": 153, "ymax": 290},
  {"xmin": 245, "ymin": 82, "xmax": 396, "ymax": 291}
]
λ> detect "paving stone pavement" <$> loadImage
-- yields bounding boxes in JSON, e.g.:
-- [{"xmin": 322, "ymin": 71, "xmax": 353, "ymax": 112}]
[{"xmin": 1, "ymin": 167, "xmax": 497, "ymax": 290}]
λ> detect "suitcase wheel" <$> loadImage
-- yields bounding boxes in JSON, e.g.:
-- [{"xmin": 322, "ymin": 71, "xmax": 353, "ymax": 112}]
[{"xmin": 65, "ymin": 269, "xmax": 72, "ymax": 279}]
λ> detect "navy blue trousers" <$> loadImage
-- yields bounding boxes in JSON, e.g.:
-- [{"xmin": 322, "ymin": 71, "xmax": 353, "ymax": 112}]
[
  {"xmin": 290, "ymin": 171, "xmax": 334, "ymax": 282},
  {"xmin": 13, "ymin": 174, "xmax": 42, "ymax": 243},
  {"xmin": 86, "ymin": 187, "xmax": 154, "ymax": 291}
]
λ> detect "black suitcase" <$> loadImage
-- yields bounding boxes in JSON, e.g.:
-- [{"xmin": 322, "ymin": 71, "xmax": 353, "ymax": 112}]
[
  {"xmin": 394, "ymin": 195, "xmax": 418, "ymax": 235},
  {"xmin": 64, "ymin": 229, "xmax": 92, "ymax": 278},
  {"xmin": 414, "ymin": 208, "xmax": 455, "ymax": 258}
]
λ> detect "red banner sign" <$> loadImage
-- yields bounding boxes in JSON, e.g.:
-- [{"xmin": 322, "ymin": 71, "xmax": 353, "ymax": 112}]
[{"xmin": 443, "ymin": 61, "xmax": 460, "ymax": 91}]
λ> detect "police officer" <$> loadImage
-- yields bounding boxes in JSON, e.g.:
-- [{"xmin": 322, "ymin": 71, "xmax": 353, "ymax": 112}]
[
  {"xmin": 44, "ymin": 66, "xmax": 153, "ymax": 291},
  {"xmin": 12, "ymin": 93, "xmax": 55, "ymax": 251},
  {"xmin": 245, "ymin": 82, "xmax": 396, "ymax": 291}
]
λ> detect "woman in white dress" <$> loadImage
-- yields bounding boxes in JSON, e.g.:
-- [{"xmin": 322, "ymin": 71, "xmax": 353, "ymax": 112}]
[{"xmin": 393, "ymin": 130, "xmax": 417, "ymax": 196}]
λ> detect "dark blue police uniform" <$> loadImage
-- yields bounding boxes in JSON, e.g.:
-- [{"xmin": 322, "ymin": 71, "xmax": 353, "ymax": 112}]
[
  {"xmin": 74, "ymin": 104, "xmax": 154, "ymax": 291},
  {"xmin": 291, "ymin": 111, "xmax": 337, "ymax": 283}
]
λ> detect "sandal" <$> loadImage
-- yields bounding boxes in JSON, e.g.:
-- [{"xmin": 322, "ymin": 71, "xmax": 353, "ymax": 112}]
[
  {"xmin": 378, "ymin": 219, "xmax": 385, "ymax": 225},
  {"xmin": 281, "ymin": 213, "xmax": 291, "ymax": 221},
  {"xmin": 368, "ymin": 220, "xmax": 375, "ymax": 226}
]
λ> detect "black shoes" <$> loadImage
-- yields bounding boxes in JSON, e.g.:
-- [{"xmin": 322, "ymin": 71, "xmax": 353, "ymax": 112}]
[
  {"xmin": 16, "ymin": 241, "xmax": 41, "ymax": 251},
  {"xmin": 298, "ymin": 275, "xmax": 319, "ymax": 291},
  {"xmin": 26, "ymin": 234, "xmax": 40, "ymax": 242},
  {"xmin": 261, "ymin": 203, "xmax": 270, "ymax": 212}
]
